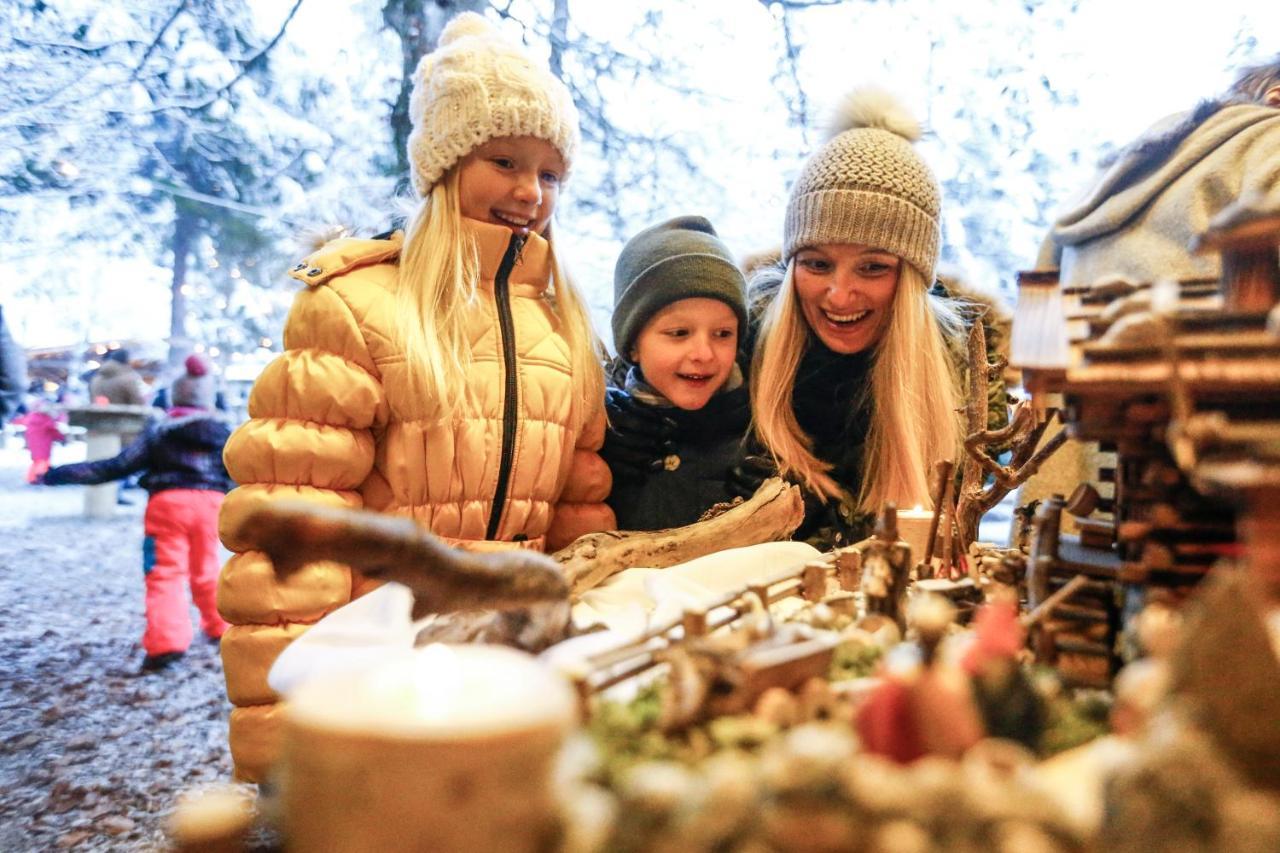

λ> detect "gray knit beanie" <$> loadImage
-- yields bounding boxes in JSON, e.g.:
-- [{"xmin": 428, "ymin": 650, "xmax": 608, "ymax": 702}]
[
  {"xmin": 612, "ymin": 215, "xmax": 748, "ymax": 361},
  {"xmin": 784, "ymin": 87, "xmax": 941, "ymax": 284}
]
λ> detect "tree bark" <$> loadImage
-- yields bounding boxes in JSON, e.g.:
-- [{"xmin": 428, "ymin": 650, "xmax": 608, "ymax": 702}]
[
  {"xmin": 382, "ymin": 0, "xmax": 487, "ymax": 193},
  {"xmin": 548, "ymin": 0, "xmax": 569, "ymax": 78},
  {"xmin": 167, "ymin": 206, "xmax": 198, "ymax": 366}
]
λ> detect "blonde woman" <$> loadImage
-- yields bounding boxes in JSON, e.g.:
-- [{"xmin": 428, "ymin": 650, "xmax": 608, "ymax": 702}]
[
  {"xmin": 748, "ymin": 88, "xmax": 1003, "ymax": 547},
  {"xmin": 215, "ymin": 13, "xmax": 613, "ymax": 781}
]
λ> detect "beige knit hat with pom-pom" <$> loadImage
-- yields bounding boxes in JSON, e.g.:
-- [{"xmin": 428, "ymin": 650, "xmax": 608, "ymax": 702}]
[
  {"xmin": 406, "ymin": 12, "xmax": 580, "ymax": 197},
  {"xmin": 783, "ymin": 87, "xmax": 941, "ymax": 283}
]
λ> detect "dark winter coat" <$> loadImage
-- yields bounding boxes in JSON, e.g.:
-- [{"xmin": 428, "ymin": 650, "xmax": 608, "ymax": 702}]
[
  {"xmin": 603, "ymin": 376, "xmax": 751, "ymax": 531},
  {"xmin": 0, "ymin": 306, "xmax": 26, "ymax": 421},
  {"xmin": 43, "ymin": 413, "xmax": 234, "ymax": 494}
]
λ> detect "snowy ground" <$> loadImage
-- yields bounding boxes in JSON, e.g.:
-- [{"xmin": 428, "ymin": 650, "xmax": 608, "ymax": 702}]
[{"xmin": 0, "ymin": 437, "xmax": 240, "ymax": 851}]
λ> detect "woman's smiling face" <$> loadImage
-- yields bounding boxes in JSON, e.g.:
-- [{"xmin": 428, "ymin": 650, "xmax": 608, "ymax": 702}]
[
  {"xmin": 631, "ymin": 298, "xmax": 739, "ymax": 410},
  {"xmin": 792, "ymin": 243, "xmax": 901, "ymax": 354}
]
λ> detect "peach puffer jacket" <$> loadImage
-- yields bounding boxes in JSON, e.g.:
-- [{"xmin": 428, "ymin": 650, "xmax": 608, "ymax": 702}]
[{"xmin": 216, "ymin": 220, "xmax": 614, "ymax": 781}]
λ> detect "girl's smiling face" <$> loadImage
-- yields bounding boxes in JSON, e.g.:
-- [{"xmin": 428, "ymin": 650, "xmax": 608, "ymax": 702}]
[
  {"xmin": 792, "ymin": 243, "xmax": 901, "ymax": 354},
  {"xmin": 457, "ymin": 136, "xmax": 566, "ymax": 236},
  {"xmin": 631, "ymin": 298, "xmax": 739, "ymax": 411}
]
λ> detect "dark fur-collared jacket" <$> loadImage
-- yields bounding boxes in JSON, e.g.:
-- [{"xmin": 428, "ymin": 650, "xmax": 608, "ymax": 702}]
[{"xmin": 603, "ymin": 366, "xmax": 751, "ymax": 531}]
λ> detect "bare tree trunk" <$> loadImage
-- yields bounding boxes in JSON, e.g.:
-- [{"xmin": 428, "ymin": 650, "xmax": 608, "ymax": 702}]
[
  {"xmin": 382, "ymin": 0, "xmax": 487, "ymax": 194},
  {"xmin": 548, "ymin": 0, "xmax": 569, "ymax": 78},
  {"xmin": 168, "ymin": 207, "xmax": 198, "ymax": 366}
]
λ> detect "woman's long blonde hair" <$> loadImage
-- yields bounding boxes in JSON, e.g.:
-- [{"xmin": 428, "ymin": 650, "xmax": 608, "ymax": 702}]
[
  {"xmin": 394, "ymin": 170, "xmax": 604, "ymax": 426},
  {"xmin": 750, "ymin": 260, "xmax": 962, "ymax": 511}
]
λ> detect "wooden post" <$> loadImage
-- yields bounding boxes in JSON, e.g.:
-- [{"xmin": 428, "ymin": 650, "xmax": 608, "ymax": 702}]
[
  {"xmin": 918, "ymin": 459, "xmax": 954, "ymax": 579},
  {"xmin": 682, "ymin": 609, "xmax": 709, "ymax": 638},
  {"xmin": 835, "ymin": 547, "xmax": 861, "ymax": 591},
  {"xmin": 65, "ymin": 405, "xmax": 155, "ymax": 519},
  {"xmin": 1192, "ymin": 205, "xmax": 1280, "ymax": 312},
  {"xmin": 801, "ymin": 561, "xmax": 826, "ymax": 602}
]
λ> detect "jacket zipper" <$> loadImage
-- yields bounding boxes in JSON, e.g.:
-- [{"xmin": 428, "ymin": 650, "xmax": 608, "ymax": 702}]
[{"xmin": 485, "ymin": 233, "xmax": 525, "ymax": 540}]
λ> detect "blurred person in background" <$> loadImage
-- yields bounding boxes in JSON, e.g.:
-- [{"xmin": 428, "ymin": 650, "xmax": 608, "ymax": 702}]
[
  {"xmin": 41, "ymin": 354, "xmax": 233, "ymax": 673},
  {"xmin": 1038, "ymin": 53, "xmax": 1280, "ymax": 286},
  {"xmin": 0, "ymin": 305, "xmax": 27, "ymax": 422}
]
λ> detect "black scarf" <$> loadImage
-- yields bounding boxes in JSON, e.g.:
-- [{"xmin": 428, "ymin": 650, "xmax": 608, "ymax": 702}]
[{"xmin": 791, "ymin": 343, "xmax": 874, "ymax": 475}]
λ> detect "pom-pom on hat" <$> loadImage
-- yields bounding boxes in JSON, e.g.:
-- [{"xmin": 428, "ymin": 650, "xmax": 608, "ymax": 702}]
[
  {"xmin": 407, "ymin": 12, "xmax": 580, "ymax": 197},
  {"xmin": 784, "ymin": 87, "xmax": 942, "ymax": 284},
  {"xmin": 171, "ymin": 353, "xmax": 215, "ymax": 409},
  {"xmin": 612, "ymin": 215, "xmax": 748, "ymax": 362}
]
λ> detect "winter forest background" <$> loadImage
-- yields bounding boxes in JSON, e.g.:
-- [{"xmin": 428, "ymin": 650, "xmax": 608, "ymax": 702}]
[{"xmin": 2, "ymin": 0, "xmax": 1278, "ymax": 373}]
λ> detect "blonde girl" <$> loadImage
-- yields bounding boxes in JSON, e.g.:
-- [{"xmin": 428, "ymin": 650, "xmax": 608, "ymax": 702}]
[{"xmin": 215, "ymin": 13, "xmax": 613, "ymax": 781}]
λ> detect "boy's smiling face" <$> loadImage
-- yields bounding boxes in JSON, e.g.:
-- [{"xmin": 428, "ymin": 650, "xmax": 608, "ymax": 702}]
[{"xmin": 631, "ymin": 297, "xmax": 738, "ymax": 411}]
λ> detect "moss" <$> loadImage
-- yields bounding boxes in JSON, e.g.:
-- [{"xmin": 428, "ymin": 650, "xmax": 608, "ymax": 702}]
[
  {"xmin": 829, "ymin": 640, "xmax": 883, "ymax": 682},
  {"xmin": 1041, "ymin": 685, "xmax": 1112, "ymax": 756}
]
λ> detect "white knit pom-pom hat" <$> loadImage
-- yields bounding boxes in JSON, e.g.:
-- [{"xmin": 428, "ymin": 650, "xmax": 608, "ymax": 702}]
[
  {"xmin": 406, "ymin": 12, "xmax": 580, "ymax": 197},
  {"xmin": 783, "ymin": 87, "xmax": 941, "ymax": 284}
]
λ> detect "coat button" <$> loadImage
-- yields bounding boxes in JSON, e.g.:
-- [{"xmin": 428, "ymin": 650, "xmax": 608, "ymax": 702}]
[{"xmin": 307, "ymin": 267, "xmax": 323, "ymax": 276}]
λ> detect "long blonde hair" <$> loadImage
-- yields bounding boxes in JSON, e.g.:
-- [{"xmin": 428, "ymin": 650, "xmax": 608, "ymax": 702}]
[
  {"xmin": 750, "ymin": 260, "xmax": 962, "ymax": 510},
  {"xmin": 394, "ymin": 170, "xmax": 604, "ymax": 426}
]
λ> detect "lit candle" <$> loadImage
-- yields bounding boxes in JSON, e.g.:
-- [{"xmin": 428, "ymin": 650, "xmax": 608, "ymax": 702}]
[
  {"xmin": 896, "ymin": 505, "xmax": 937, "ymax": 567},
  {"xmin": 281, "ymin": 644, "xmax": 578, "ymax": 852}
]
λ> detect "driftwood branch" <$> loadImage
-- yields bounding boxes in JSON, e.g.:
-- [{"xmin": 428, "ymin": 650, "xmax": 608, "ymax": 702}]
[
  {"xmin": 554, "ymin": 478, "xmax": 805, "ymax": 597},
  {"xmin": 233, "ymin": 501, "xmax": 569, "ymax": 619},
  {"xmin": 232, "ymin": 479, "xmax": 804, "ymax": 649}
]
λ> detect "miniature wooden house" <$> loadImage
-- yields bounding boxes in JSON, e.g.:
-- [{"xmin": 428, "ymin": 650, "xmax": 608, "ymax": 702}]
[{"xmin": 1012, "ymin": 201, "xmax": 1280, "ymax": 686}]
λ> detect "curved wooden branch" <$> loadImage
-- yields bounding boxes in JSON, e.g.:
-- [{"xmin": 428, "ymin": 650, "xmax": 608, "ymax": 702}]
[
  {"xmin": 964, "ymin": 402, "xmax": 1037, "ymax": 487},
  {"xmin": 234, "ymin": 501, "xmax": 569, "ymax": 617},
  {"xmin": 554, "ymin": 478, "xmax": 805, "ymax": 597}
]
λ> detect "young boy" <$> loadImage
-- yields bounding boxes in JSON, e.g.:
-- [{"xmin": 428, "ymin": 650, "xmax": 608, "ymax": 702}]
[
  {"xmin": 603, "ymin": 215, "xmax": 751, "ymax": 530},
  {"xmin": 42, "ymin": 354, "xmax": 233, "ymax": 673}
]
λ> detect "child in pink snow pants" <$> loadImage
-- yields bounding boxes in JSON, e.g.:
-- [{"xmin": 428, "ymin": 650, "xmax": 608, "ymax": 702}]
[
  {"xmin": 42, "ymin": 354, "xmax": 233, "ymax": 673},
  {"xmin": 12, "ymin": 403, "xmax": 66, "ymax": 483}
]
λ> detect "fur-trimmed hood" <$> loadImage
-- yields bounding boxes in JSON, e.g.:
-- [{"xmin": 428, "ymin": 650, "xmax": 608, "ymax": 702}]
[{"xmin": 1050, "ymin": 101, "xmax": 1280, "ymax": 247}]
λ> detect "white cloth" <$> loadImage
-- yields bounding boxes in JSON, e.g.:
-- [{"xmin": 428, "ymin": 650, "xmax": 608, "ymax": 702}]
[
  {"xmin": 269, "ymin": 540, "xmax": 823, "ymax": 697},
  {"xmin": 546, "ymin": 541, "xmax": 821, "ymax": 678},
  {"xmin": 268, "ymin": 582, "xmax": 418, "ymax": 697}
]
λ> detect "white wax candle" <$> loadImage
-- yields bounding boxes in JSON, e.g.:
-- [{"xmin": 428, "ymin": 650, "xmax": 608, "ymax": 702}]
[
  {"xmin": 896, "ymin": 506, "xmax": 936, "ymax": 565},
  {"xmin": 287, "ymin": 643, "xmax": 577, "ymax": 738},
  {"xmin": 281, "ymin": 644, "xmax": 578, "ymax": 853}
]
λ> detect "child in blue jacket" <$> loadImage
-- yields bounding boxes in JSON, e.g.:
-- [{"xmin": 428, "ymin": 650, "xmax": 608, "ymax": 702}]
[{"xmin": 43, "ymin": 354, "xmax": 233, "ymax": 672}]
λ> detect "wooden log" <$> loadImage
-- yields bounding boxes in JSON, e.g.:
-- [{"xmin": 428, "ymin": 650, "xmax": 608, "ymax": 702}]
[
  {"xmin": 555, "ymin": 477, "xmax": 805, "ymax": 597},
  {"xmin": 233, "ymin": 501, "xmax": 569, "ymax": 619}
]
